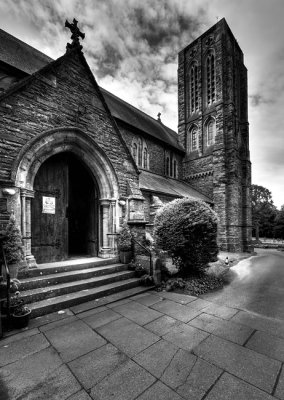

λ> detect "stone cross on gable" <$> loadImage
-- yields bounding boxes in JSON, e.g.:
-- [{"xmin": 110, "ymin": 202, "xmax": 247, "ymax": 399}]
[{"xmin": 65, "ymin": 18, "xmax": 85, "ymax": 51}]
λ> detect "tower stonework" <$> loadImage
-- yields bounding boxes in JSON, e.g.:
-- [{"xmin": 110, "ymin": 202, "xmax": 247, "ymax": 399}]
[{"xmin": 178, "ymin": 18, "xmax": 252, "ymax": 252}]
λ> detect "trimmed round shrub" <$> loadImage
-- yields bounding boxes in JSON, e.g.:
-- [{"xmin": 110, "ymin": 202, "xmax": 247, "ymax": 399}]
[
  {"xmin": 153, "ymin": 198, "xmax": 218, "ymax": 274},
  {"xmin": 117, "ymin": 221, "xmax": 132, "ymax": 251}
]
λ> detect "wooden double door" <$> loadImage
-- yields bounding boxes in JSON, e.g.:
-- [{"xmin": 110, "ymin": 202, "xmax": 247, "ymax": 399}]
[{"xmin": 31, "ymin": 153, "xmax": 98, "ymax": 264}]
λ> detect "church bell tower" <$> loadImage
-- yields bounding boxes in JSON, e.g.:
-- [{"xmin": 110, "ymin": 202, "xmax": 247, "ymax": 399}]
[{"xmin": 178, "ymin": 18, "xmax": 252, "ymax": 252}]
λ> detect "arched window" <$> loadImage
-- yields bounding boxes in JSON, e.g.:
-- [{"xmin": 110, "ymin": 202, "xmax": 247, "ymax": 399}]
[
  {"xmin": 138, "ymin": 139, "xmax": 142, "ymax": 166},
  {"xmin": 132, "ymin": 143, "xmax": 137, "ymax": 163},
  {"xmin": 191, "ymin": 127, "xmax": 198, "ymax": 151},
  {"xmin": 190, "ymin": 64, "xmax": 199, "ymax": 114},
  {"xmin": 206, "ymin": 118, "xmax": 216, "ymax": 146},
  {"xmin": 143, "ymin": 148, "xmax": 148, "ymax": 169},
  {"xmin": 173, "ymin": 160, "xmax": 177, "ymax": 178},
  {"xmin": 206, "ymin": 53, "xmax": 215, "ymax": 105}
]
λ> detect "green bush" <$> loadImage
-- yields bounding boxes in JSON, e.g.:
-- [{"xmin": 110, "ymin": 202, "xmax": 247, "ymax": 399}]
[
  {"xmin": 153, "ymin": 198, "xmax": 218, "ymax": 274},
  {"xmin": 117, "ymin": 221, "xmax": 132, "ymax": 251}
]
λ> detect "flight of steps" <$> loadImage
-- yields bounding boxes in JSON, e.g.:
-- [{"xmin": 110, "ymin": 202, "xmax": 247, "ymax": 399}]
[{"xmin": 17, "ymin": 257, "xmax": 149, "ymax": 318}]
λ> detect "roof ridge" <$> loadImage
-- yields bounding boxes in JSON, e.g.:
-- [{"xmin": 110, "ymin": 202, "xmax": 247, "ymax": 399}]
[{"xmin": 100, "ymin": 86, "xmax": 178, "ymax": 136}]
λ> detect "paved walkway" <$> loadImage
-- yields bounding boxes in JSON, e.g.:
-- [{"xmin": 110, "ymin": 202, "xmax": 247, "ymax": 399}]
[{"xmin": 0, "ymin": 289, "xmax": 284, "ymax": 400}]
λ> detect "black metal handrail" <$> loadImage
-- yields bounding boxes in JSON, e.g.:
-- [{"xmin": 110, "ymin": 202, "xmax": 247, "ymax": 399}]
[
  {"xmin": 132, "ymin": 237, "xmax": 153, "ymax": 276},
  {"xmin": 0, "ymin": 238, "xmax": 10, "ymax": 323}
]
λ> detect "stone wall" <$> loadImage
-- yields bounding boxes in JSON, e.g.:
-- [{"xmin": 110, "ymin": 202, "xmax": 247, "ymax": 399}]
[
  {"xmin": 119, "ymin": 124, "xmax": 183, "ymax": 178},
  {"xmin": 0, "ymin": 50, "xmax": 138, "ymax": 196}
]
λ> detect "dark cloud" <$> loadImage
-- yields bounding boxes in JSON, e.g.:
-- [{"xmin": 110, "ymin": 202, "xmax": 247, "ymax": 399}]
[{"xmin": 249, "ymin": 94, "xmax": 273, "ymax": 107}]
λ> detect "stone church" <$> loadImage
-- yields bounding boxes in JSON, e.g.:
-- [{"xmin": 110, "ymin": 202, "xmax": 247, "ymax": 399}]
[{"xmin": 0, "ymin": 18, "xmax": 252, "ymax": 268}]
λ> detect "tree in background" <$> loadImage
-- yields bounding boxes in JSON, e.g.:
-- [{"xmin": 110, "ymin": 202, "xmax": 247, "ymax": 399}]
[
  {"xmin": 274, "ymin": 205, "xmax": 284, "ymax": 239},
  {"xmin": 251, "ymin": 184, "xmax": 277, "ymax": 240}
]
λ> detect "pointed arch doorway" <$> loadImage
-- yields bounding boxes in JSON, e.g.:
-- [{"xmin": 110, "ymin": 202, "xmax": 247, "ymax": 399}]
[{"xmin": 31, "ymin": 152, "xmax": 99, "ymax": 263}]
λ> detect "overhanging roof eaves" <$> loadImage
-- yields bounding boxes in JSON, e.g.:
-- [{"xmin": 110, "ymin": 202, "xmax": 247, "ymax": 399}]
[
  {"xmin": 139, "ymin": 170, "xmax": 212, "ymax": 203},
  {"xmin": 0, "ymin": 28, "xmax": 53, "ymax": 75}
]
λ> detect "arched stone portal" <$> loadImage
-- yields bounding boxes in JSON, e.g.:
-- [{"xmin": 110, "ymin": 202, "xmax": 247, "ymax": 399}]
[{"xmin": 13, "ymin": 128, "xmax": 120, "ymax": 267}]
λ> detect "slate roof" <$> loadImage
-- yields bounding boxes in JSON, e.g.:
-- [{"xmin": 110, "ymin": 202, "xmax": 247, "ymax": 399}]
[
  {"xmin": 0, "ymin": 28, "xmax": 53, "ymax": 75},
  {"xmin": 100, "ymin": 88, "xmax": 183, "ymax": 151},
  {"xmin": 0, "ymin": 28, "xmax": 183, "ymax": 151},
  {"xmin": 139, "ymin": 170, "xmax": 212, "ymax": 203}
]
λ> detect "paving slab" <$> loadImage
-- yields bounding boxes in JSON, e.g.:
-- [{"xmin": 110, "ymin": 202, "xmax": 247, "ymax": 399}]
[
  {"xmin": 144, "ymin": 315, "xmax": 183, "ymax": 336},
  {"xmin": 275, "ymin": 366, "xmax": 284, "ymax": 400},
  {"xmin": 232, "ymin": 310, "xmax": 284, "ymax": 339},
  {"xmin": 29, "ymin": 308, "xmax": 74, "ymax": 328},
  {"xmin": 212, "ymin": 318, "xmax": 254, "ymax": 345},
  {"xmin": 106, "ymin": 298, "xmax": 132, "ymax": 308},
  {"xmin": 246, "ymin": 330, "xmax": 284, "ymax": 362},
  {"xmin": 82, "ymin": 308, "xmax": 122, "ymax": 329},
  {"xmin": 90, "ymin": 359, "xmax": 156, "ymax": 400},
  {"xmin": 112, "ymin": 301, "xmax": 162, "ymax": 325},
  {"xmin": 0, "ymin": 347, "xmax": 80, "ymax": 400},
  {"xmin": 151, "ymin": 299, "xmax": 202, "ymax": 322},
  {"xmin": 131, "ymin": 293, "xmax": 163, "ymax": 306},
  {"xmin": 0, "ymin": 333, "xmax": 49, "ymax": 367},
  {"xmin": 0, "ymin": 327, "xmax": 40, "ymax": 346},
  {"xmin": 133, "ymin": 339, "xmax": 178, "ymax": 378},
  {"xmin": 193, "ymin": 334, "xmax": 281, "ymax": 393},
  {"xmin": 188, "ymin": 313, "xmax": 254, "ymax": 345},
  {"xmin": 185, "ymin": 298, "xmax": 212, "ymax": 311},
  {"xmin": 162, "ymin": 323, "xmax": 209, "ymax": 351},
  {"xmin": 160, "ymin": 348, "xmax": 196, "ymax": 389},
  {"xmin": 205, "ymin": 372, "xmax": 275, "ymax": 400},
  {"xmin": 67, "ymin": 390, "xmax": 93, "ymax": 400},
  {"xmin": 203, "ymin": 303, "xmax": 238, "ymax": 320},
  {"xmin": 177, "ymin": 358, "xmax": 222, "ymax": 400},
  {"xmin": 76, "ymin": 305, "xmax": 108, "ymax": 318},
  {"xmin": 159, "ymin": 291, "xmax": 197, "ymax": 304},
  {"xmin": 188, "ymin": 312, "xmax": 223, "ymax": 332},
  {"xmin": 96, "ymin": 317, "xmax": 159, "ymax": 357},
  {"xmin": 44, "ymin": 319, "xmax": 106, "ymax": 362},
  {"xmin": 39, "ymin": 315, "xmax": 78, "ymax": 332},
  {"xmin": 189, "ymin": 313, "xmax": 254, "ymax": 345},
  {"xmin": 68, "ymin": 343, "xmax": 129, "ymax": 389},
  {"xmin": 136, "ymin": 381, "xmax": 184, "ymax": 400}
]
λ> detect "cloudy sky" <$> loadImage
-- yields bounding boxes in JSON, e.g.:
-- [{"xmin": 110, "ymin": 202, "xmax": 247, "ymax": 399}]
[{"xmin": 1, "ymin": 0, "xmax": 284, "ymax": 208}]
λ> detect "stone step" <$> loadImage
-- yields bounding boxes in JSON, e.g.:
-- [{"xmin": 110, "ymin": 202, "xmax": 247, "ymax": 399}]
[
  {"xmin": 20, "ymin": 270, "xmax": 136, "ymax": 304},
  {"xmin": 28, "ymin": 278, "xmax": 145, "ymax": 318},
  {"xmin": 18, "ymin": 257, "xmax": 120, "ymax": 278},
  {"xmin": 19, "ymin": 264, "xmax": 128, "ymax": 291}
]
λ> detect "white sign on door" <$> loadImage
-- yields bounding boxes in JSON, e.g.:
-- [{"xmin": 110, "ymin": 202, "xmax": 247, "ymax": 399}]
[{"xmin": 42, "ymin": 196, "xmax": 56, "ymax": 214}]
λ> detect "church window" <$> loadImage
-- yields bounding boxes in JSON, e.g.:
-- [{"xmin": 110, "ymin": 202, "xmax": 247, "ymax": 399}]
[
  {"xmin": 190, "ymin": 64, "xmax": 199, "ymax": 114},
  {"xmin": 166, "ymin": 156, "xmax": 170, "ymax": 176},
  {"xmin": 132, "ymin": 137, "xmax": 149, "ymax": 169},
  {"xmin": 191, "ymin": 127, "xmax": 198, "ymax": 151},
  {"xmin": 206, "ymin": 118, "xmax": 216, "ymax": 146},
  {"xmin": 132, "ymin": 142, "xmax": 137, "ymax": 163},
  {"xmin": 173, "ymin": 160, "xmax": 177, "ymax": 178},
  {"xmin": 143, "ymin": 148, "xmax": 148, "ymax": 169},
  {"xmin": 138, "ymin": 139, "xmax": 142, "ymax": 166},
  {"xmin": 206, "ymin": 53, "xmax": 216, "ymax": 105}
]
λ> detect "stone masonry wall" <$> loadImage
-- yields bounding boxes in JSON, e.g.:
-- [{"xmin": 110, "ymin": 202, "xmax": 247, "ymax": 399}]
[
  {"xmin": 0, "ymin": 51, "xmax": 138, "ymax": 196},
  {"xmin": 120, "ymin": 124, "xmax": 183, "ymax": 178}
]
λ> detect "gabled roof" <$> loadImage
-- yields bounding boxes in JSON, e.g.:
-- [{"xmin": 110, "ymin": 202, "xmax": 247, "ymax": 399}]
[
  {"xmin": 0, "ymin": 28, "xmax": 53, "ymax": 74},
  {"xmin": 0, "ymin": 28, "xmax": 183, "ymax": 151}
]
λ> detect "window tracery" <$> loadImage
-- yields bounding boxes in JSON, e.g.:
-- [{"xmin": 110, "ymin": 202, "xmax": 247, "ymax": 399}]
[{"xmin": 206, "ymin": 53, "xmax": 216, "ymax": 105}]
